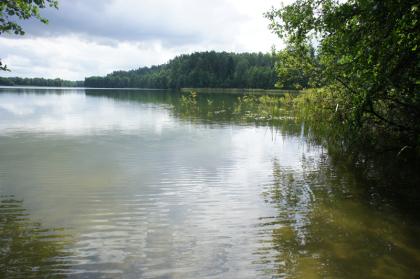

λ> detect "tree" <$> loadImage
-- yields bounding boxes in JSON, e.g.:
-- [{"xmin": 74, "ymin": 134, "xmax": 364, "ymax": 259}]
[
  {"xmin": 84, "ymin": 52, "xmax": 277, "ymax": 89},
  {"xmin": 266, "ymin": 0, "xmax": 420, "ymax": 146},
  {"xmin": 272, "ymin": 46, "xmax": 313, "ymax": 90},
  {"xmin": 0, "ymin": 0, "xmax": 58, "ymax": 71}
]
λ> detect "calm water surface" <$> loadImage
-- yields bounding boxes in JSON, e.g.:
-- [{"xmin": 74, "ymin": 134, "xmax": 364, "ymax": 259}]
[{"xmin": 0, "ymin": 88, "xmax": 419, "ymax": 278}]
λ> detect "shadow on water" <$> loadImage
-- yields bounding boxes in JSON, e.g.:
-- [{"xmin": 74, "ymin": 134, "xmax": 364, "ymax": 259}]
[
  {"xmin": 0, "ymin": 196, "xmax": 73, "ymax": 278},
  {"xmin": 256, "ymin": 155, "xmax": 420, "ymax": 278},
  {"xmin": 85, "ymin": 88, "xmax": 181, "ymax": 105}
]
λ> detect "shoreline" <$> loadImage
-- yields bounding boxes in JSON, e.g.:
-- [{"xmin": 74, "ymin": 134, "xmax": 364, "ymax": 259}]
[
  {"xmin": 180, "ymin": 87, "xmax": 300, "ymax": 95},
  {"xmin": 0, "ymin": 85, "xmax": 301, "ymax": 95}
]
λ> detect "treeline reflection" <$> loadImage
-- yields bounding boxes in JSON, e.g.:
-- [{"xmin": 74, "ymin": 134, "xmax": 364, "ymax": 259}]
[
  {"xmin": 85, "ymin": 89, "xmax": 420, "ymax": 205},
  {"xmin": 255, "ymin": 155, "xmax": 420, "ymax": 278},
  {"xmin": 0, "ymin": 196, "xmax": 73, "ymax": 278}
]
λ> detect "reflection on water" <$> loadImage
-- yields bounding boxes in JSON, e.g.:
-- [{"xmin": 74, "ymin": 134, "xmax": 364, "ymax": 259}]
[
  {"xmin": 258, "ymin": 158, "xmax": 420, "ymax": 278},
  {"xmin": 0, "ymin": 196, "xmax": 72, "ymax": 278},
  {"xmin": 0, "ymin": 89, "xmax": 174, "ymax": 136},
  {"xmin": 0, "ymin": 87, "xmax": 419, "ymax": 278}
]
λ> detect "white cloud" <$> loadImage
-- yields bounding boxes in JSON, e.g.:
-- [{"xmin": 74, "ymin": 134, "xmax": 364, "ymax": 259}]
[
  {"xmin": 0, "ymin": 0, "xmax": 287, "ymax": 80},
  {"xmin": 0, "ymin": 36, "xmax": 181, "ymax": 80}
]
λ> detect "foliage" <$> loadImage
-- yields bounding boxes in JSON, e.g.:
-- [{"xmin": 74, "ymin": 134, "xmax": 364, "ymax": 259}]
[
  {"xmin": 0, "ymin": 0, "xmax": 58, "ymax": 35},
  {"xmin": 176, "ymin": 91, "xmax": 301, "ymax": 127},
  {"xmin": 0, "ymin": 0, "xmax": 58, "ymax": 71},
  {"xmin": 85, "ymin": 51, "xmax": 279, "ymax": 90},
  {"xmin": 266, "ymin": 0, "xmax": 420, "ymax": 149},
  {"xmin": 0, "ymin": 76, "xmax": 83, "ymax": 87},
  {"xmin": 272, "ymin": 45, "xmax": 317, "ymax": 90},
  {"xmin": 234, "ymin": 94, "xmax": 288, "ymax": 121},
  {"xmin": 181, "ymin": 91, "xmax": 198, "ymax": 107},
  {"xmin": 0, "ymin": 60, "xmax": 8, "ymax": 71}
]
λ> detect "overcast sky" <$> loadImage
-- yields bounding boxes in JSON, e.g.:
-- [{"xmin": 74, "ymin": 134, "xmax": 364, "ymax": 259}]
[{"xmin": 0, "ymin": 0, "xmax": 286, "ymax": 80}]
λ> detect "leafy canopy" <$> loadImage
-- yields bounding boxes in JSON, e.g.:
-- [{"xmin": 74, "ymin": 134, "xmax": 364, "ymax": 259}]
[
  {"xmin": 266, "ymin": 0, "xmax": 420, "ymax": 146},
  {"xmin": 0, "ymin": 0, "xmax": 58, "ymax": 70}
]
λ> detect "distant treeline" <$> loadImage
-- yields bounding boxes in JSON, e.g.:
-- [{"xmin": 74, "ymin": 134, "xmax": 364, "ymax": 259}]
[
  {"xmin": 0, "ymin": 77, "xmax": 83, "ymax": 87},
  {"xmin": 85, "ymin": 51, "xmax": 279, "ymax": 89}
]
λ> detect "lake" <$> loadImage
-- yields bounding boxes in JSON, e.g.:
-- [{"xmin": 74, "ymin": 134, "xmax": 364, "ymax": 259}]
[{"xmin": 0, "ymin": 87, "xmax": 419, "ymax": 278}]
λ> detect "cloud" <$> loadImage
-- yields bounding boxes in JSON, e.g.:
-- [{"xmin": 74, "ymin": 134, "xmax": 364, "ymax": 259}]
[
  {"xmin": 17, "ymin": 0, "xmax": 246, "ymax": 45},
  {"xmin": 0, "ymin": 36, "xmax": 181, "ymax": 80},
  {"xmin": 1, "ymin": 0, "xmax": 285, "ymax": 80}
]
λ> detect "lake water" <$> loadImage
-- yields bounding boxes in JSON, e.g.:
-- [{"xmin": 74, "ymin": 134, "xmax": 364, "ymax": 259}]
[{"xmin": 0, "ymin": 87, "xmax": 419, "ymax": 278}]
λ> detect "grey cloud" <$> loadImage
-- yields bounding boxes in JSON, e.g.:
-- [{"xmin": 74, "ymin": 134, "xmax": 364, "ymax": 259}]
[
  {"xmin": 16, "ymin": 0, "xmax": 245, "ymax": 46},
  {"xmin": 1, "ymin": 0, "xmax": 279, "ymax": 79}
]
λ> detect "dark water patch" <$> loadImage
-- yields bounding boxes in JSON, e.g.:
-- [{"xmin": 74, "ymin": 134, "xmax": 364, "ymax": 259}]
[{"xmin": 0, "ymin": 196, "xmax": 73, "ymax": 278}]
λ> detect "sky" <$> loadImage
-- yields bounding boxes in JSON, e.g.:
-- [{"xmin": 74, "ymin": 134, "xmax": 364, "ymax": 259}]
[{"xmin": 0, "ymin": 0, "xmax": 287, "ymax": 80}]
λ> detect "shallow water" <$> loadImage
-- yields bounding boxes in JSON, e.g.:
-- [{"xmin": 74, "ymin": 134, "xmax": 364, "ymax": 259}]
[{"xmin": 0, "ymin": 88, "xmax": 419, "ymax": 278}]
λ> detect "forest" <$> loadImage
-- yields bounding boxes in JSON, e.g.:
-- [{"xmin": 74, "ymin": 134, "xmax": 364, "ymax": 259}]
[
  {"xmin": 0, "ymin": 76, "xmax": 83, "ymax": 87},
  {"xmin": 0, "ymin": 51, "xmax": 306, "ymax": 90},
  {"xmin": 84, "ymin": 52, "xmax": 287, "ymax": 89}
]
